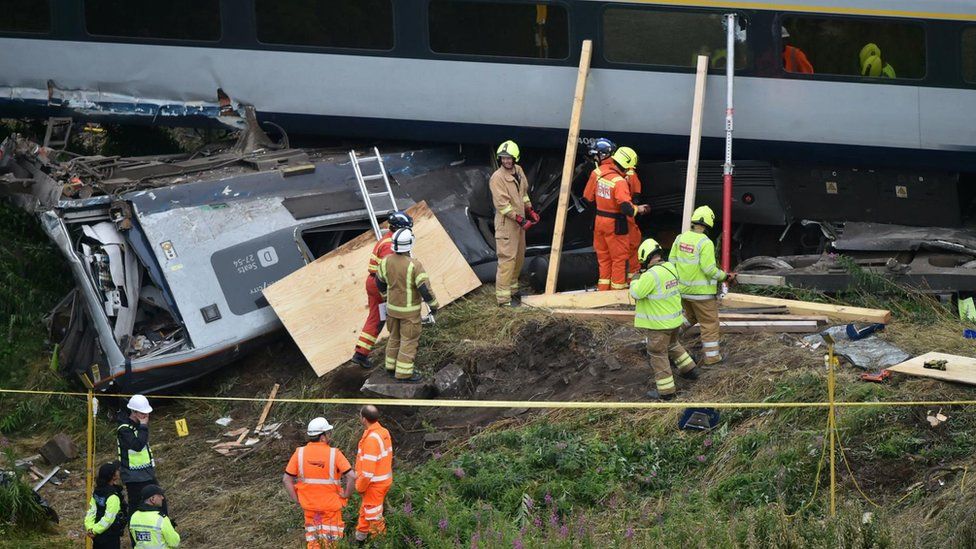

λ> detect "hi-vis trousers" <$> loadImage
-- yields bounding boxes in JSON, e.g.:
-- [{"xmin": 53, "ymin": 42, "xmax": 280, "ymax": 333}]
[
  {"xmin": 645, "ymin": 328, "xmax": 697, "ymax": 395},
  {"xmin": 303, "ymin": 508, "xmax": 344, "ymax": 549},
  {"xmin": 682, "ymin": 297, "xmax": 722, "ymax": 364},
  {"xmin": 495, "ymin": 221, "xmax": 525, "ymax": 304},
  {"xmin": 385, "ymin": 316, "xmax": 421, "ymax": 378},
  {"xmin": 355, "ymin": 482, "xmax": 391, "ymax": 541}
]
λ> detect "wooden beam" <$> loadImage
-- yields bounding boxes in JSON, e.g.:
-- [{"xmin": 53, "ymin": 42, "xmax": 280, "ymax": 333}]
[
  {"xmin": 523, "ymin": 289, "xmax": 630, "ymax": 310},
  {"xmin": 681, "ymin": 55, "xmax": 709, "ymax": 233},
  {"xmin": 254, "ymin": 383, "xmax": 280, "ymax": 433},
  {"xmin": 550, "ymin": 308, "xmax": 826, "ymax": 325},
  {"xmin": 735, "ymin": 273, "xmax": 786, "ymax": 286},
  {"xmin": 545, "ymin": 40, "xmax": 593, "ymax": 295},
  {"xmin": 685, "ymin": 320, "xmax": 820, "ymax": 334},
  {"xmin": 887, "ymin": 351, "xmax": 976, "ymax": 386},
  {"xmin": 722, "ymin": 292, "xmax": 891, "ymax": 323}
]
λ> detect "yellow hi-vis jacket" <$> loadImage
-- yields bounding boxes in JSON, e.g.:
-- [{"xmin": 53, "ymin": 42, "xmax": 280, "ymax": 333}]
[
  {"xmin": 130, "ymin": 509, "xmax": 180, "ymax": 548},
  {"xmin": 630, "ymin": 261, "xmax": 684, "ymax": 330},
  {"xmin": 669, "ymin": 231, "xmax": 728, "ymax": 298}
]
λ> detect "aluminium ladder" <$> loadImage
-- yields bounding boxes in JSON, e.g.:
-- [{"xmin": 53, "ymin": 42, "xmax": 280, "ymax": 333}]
[{"xmin": 349, "ymin": 147, "xmax": 398, "ymax": 241}]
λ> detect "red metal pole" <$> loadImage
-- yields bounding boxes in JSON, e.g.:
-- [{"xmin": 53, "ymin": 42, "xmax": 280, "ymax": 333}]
[
  {"xmin": 721, "ymin": 14, "xmax": 736, "ymax": 274},
  {"xmin": 722, "ymin": 172, "xmax": 732, "ymax": 271}
]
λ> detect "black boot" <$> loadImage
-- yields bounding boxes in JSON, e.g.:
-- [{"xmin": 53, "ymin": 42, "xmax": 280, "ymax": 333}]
[
  {"xmin": 680, "ymin": 367, "xmax": 700, "ymax": 380},
  {"xmin": 395, "ymin": 372, "xmax": 424, "ymax": 383},
  {"xmin": 646, "ymin": 389, "xmax": 676, "ymax": 401},
  {"xmin": 351, "ymin": 353, "xmax": 372, "ymax": 369}
]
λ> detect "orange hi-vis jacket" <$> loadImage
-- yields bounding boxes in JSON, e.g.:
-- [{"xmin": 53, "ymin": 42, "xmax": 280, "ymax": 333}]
[
  {"xmin": 583, "ymin": 159, "xmax": 635, "ymax": 219},
  {"xmin": 784, "ymin": 45, "xmax": 814, "ymax": 74},
  {"xmin": 355, "ymin": 422, "xmax": 393, "ymax": 493},
  {"xmin": 286, "ymin": 441, "xmax": 352, "ymax": 512},
  {"xmin": 367, "ymin": 231, "xmax": 394, "ymax": 275},
  {"xmin": 624, "ymin": 168, "xmax": 642, "ymax": 200}
]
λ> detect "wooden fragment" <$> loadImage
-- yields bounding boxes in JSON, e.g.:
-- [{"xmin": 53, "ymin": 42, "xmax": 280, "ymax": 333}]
[
  {"xmin": 550, "ymin": 309, "xmax": 819, "ymax": 333},
  {"xmin": 721, "ymin": 293, "xmax": 891, "ymax": 323},
  {"xmin": 264, "ymin": 201, "xmax": 481, "ymax": 376},
  {"xmin": 735, "ymin": 273, "xmax": 786, "ymax": 286},
  {"xmin": 235, "ymin": 429, "xmax": 250, "ymax": 445},
  {"xmin": 545, "ymin": 40, "xmax": 593, "ymax": 295},
  {"xmin": 681, "ymin": 55, "xmax": 709, "ymax": 233},
  {"xmin": 887, "ymin": 352, "xmax": 976, "ymax": 386},
  {"xmin": 254, "ymin": 383, "xmax": 280, "ymax": 433},
  {"xmin": 523, "ymin": 289, "xmax": 631, "ymax": 310}
]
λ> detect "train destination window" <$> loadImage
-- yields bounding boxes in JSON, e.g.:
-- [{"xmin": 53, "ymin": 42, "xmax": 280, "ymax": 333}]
[
  {"xmin": 602, "ymin": 8, "xmax": 748, "ymax": 69},
  {"xmin": 85, "ymin": 0, "xmax": 221, "ymax": 41},
  {"xmin": 428, "ymin": 1, "xmax": 569, "ymax": 59},
  {"xmin": 964, "ymin": 28, "xmax": 976, "ymax": 84},
  {"xmin": 256, "ymin": 0, "xmax": 394, "ymax": 50},
  {"xmin": 0, "ymin": 0, "xmax": 50, "ymax": 33},
  {"xmin": 781, "ymin": 17, "xmax": 925, "ymax": 79}
]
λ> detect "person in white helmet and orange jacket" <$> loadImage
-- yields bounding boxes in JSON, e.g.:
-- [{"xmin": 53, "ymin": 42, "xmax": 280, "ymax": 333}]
[
  {"xmin": 117, "ymin": 394, "xmax": 168, "ymax": 517},
  {"xmin": 489, "ymin": 140, "xmax": 540, "ymax": 306}
]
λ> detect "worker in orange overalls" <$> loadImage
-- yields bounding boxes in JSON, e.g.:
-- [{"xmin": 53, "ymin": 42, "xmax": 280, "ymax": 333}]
[
  {"xmin": 353, "ymin": 405, "xmax": 393, "ymax": 544},
  {"xmin": 351, "ymin": 211, "xmax": 414, "ymax": 368},
  {"xmin": 283, "ymin": 417, "xmax": 356, "ymax": 548},
  {"xmin": 583, "ymin": 140, "xmax": 649, "ymax": 290},
  {"xmin": 614, "ymin": 146, "xmax": 644, "ymax": 281},
  {"xmin": 782, "ymin": 26, "xmax": 814, "ymax": 74}
]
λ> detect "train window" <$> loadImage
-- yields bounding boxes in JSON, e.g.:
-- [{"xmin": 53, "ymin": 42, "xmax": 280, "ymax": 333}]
[
  {"xmin": 602, "ymin": 8, "xmax": 748, "ymax": 69},
  {"xmin": 781, "ymin": 17, "xmax": 925, "ymax": 79},
  {"xmin": 256, "ymin": 0, "xmax": 394, "ymax": 50},
  {"xmin": 0, "ymin": 0, "xmax": 50, "ymax": 33},
  {"xmin": 428, "ymin": 1, "xmax": 569, "ymax": 59},
  {"xmin": 85, "ymin": 0, "xmax": 221, "ymax": 41},
  {"xmin": 964, "ymin": 28, "xmax": 976, "ymax": 83}
]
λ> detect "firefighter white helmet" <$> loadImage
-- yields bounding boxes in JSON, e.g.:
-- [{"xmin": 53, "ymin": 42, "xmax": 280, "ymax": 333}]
[
  {"xmin": 392, "ymin": 228, "xmax": 414, "ymax": 253},
  {"xmin": 307, "ymin": 417, "xmax": 334, "ymax": 437},
  {"xmin": 127, "ymin": 394, "xmax": 153, "ymax": 414}
]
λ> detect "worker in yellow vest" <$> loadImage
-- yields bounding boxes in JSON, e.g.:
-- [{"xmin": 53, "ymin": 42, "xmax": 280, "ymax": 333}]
[
  {"xmin": 670, "ymin": 206, "xmax": 736, "ymax": 365},
  {"xmin": 630, "ymin": 239, "xmax": 699, "ymax": 400},
  {"xmin": 129, "ymin": 485, "xmax": 179, "ymax": 548}
]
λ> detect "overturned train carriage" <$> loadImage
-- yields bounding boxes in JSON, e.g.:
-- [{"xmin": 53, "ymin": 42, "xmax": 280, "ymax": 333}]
[{"xmin": 0, "ymin": 133, "xmax": 593, "ymax": 393}]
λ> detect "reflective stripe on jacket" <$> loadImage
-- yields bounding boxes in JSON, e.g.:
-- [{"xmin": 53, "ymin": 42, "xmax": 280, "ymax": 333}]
[
  {"xmin": 130, "ymin": 509, "xmax": 180, "ymax": 548},
  {"xmin": 377, "ymin": 254, "xmax": 439, "ymax": 319},
  {"xmin": 367, "ymin": 231, "xmax": 394, "ymax": 274},
  {"xmin": 286, "ymin": 441, "xmax": 352, "ymax": 512},
  {"xmin": 355, "ymin": 422, "xmax": 394, "ymax": 493},
  {"xmin": 582, "ymin": 159, "xmax": 634, "ymax": 217},
  {"xmin": 489, "ymin": 164, "xmax": 530, "ymax": 229},
  {"xmin": 630, "ymin": 261, "xmax": 684, "ymax": 330},
  {"xmin": 669, "ymin": 231, "xmax": 727, "ymax": 297},
  {"xmin": 117, "ymin": 422, "xmax": 155, "ymax": 482}
]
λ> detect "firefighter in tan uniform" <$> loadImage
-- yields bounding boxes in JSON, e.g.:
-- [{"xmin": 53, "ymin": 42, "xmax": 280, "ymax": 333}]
[
  {"xmin": 489, "ymin": 140, "xmax": 540, "ymax": 306},
  {"xmin": 375, "ymin": 228, "xmax": 439, "ymax": 382}
]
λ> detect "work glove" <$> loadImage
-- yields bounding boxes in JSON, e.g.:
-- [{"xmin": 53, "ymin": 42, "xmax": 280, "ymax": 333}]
[
  {"xmin": 726, "ymin": 272, "xmax": 737, "ymax": 283},
  {"xmin": 526, "ymin": 206, "xmax": 541, "ymax": 223},
  {"xmin": 422, "ymin": 313, "xmax": 436, "ymax": 325},
  {"xmin": 515, "ymin": 215, "xmax": 536, "ymax": 231}
]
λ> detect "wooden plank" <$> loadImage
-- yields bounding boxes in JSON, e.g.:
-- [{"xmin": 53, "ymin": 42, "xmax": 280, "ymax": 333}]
[
  {"xmin": 254, "ymin": 383, "xmax": 280, "ymax": 433},
  {"xmin": 681, "ymin": 55, "xmax": 709, "ymax": 233},
  {"xmin": 735, "ymin": 273, "xmax": 786, "ymax": 286},
  {"xmin": 551, "ymin": 308, "xmax": 825, "ymax": 325},
  {"xmin": 685, "ymin": 321, "xmax": 820, "ymax": 335},
  {"xmin": 721, "ymin": 292, "xmax": 891, "ymax": 323},
  {"xmin": 264, "ymin": 201, "xmax": 481, "ymax": 376},
  {"xmin": 545, "ymin": 40, "xmax": 593, "ymax": 295},
  {"xmin": 887, "ymin": 351, "xmax": 976, "ymax": 386},
  {"xmin": 523, "ymin": 289, "xmax": 631, "ymax": 310}
]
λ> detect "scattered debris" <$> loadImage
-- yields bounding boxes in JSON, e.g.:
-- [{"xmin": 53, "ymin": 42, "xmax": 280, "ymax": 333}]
[
  {"xmin": 433, "ymin": 364, "xmax": 468, "ymax": 398},
  {"xmin": 39, "ymin": 434, "xmax": 78, "ymax": 466},
  {"xmin": 803, "ymin": 325, "xmax": 909, "ymax": 370},
  {"xmin": 211, "ymin": 385, "xmax": 283, "ymax": 457},
  {"xmin": 859, "ymin": 370, "xmax": 892, "ymax": 383},
  {"xmin": 215, "ymin": 417, "xmax": 233, "ymax": 427},
  {"xmin": 32, "ymin": 466, "xmax": 62, "ymax": 491},
  {"xmin": 254, "ymin": 383, "xmax": 280, "ymax": 433},
  {"xmin": 926, "ymin": 409, "xmax": 949, "ymax": 427}
]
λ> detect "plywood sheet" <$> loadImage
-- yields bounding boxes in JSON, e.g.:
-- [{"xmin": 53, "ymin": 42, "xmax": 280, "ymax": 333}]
[
  {"xmin": 264, "ymin": 201, "xmax": 481, "ymax": 376},
  {"xmin": 887, "ymin": 351, "xmax": 976, "ymax": 385}
]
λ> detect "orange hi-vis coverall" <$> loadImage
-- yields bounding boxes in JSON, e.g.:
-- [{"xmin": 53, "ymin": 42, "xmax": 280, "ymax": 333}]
[
  {"xmin": 354, "ymin": 421, "xmax": 394, "ymax": 542},
  {"xmin": 285, "ymin": 442, "xmax": 353, "ymax": 549},
  {"xmin": 583, "ymin": 158, "xmax": 637, "ymax": 291},
  {"xmin": 355, "ymin": 231, "xmax": 394, "ymax": 358},
  {"xmin": 624, "ymin": 167, "xmax": 644, "ymax": 280}
]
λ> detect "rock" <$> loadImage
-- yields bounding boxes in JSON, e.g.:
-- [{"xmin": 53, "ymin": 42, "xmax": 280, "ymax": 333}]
[
  {"xmin": 604, "ymin": 356, "xmax": 624, "ymax": 371},
  {"xmin": 423, "ymin": 432, "xmax": 450, "ymax": 449},
  {"xmin": 39, "ymin": 434, "xmax": 78, "ymax": 466},
  {"xmin": 433, "ymin": 364, "xmax": 467, "ymax": 397},
  {"xmin": 361, "ymin": 372, "xmax": 433, "ymax": 399}
]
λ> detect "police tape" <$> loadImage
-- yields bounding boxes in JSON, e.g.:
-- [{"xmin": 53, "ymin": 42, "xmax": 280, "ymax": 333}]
[{"xmin": 2, "ymin": 387, "xmax": 976, "ymax": 409}]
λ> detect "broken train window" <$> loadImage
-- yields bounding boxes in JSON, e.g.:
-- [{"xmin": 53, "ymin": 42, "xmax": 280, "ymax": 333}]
[
  {"xmin": 84, "ymin": 0, "xmax": 221, "ymax": 41},
  {"xmin": 0, "ymin": 0, "xmax": 50, "ymax": 33}
]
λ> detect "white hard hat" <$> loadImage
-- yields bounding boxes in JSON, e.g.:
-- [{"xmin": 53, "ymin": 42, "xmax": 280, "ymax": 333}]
[
  {"xmin": 392, "ymin": 228, "xmax": 414, "ymax": 254},
  {"xmin": 127, "ymin": 394, "xmax": 153, "ymax": 414},
  {"xmin": 307, "ymin": 417, "xmax": 333, "ymax": 437}
]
